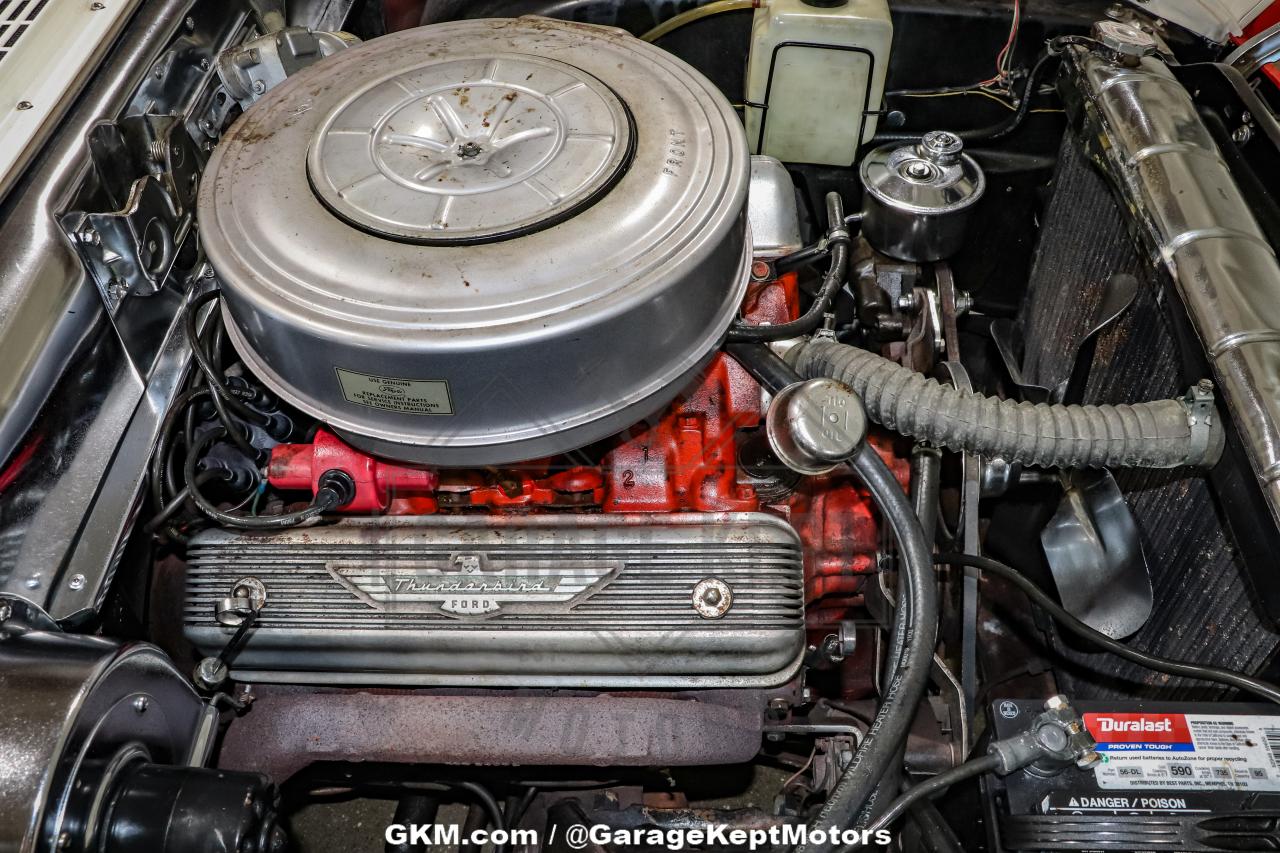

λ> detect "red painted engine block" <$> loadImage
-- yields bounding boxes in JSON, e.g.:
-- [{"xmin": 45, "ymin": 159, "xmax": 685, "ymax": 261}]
[{"xmin": 265, "ymin": 272, "xmax": 907, "ymax": 642}]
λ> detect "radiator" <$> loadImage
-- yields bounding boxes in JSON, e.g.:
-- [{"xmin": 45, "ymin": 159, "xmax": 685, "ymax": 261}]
[{"xmin": 1017, "ymin": 134, "xmax": 1279, "ymax": 699}]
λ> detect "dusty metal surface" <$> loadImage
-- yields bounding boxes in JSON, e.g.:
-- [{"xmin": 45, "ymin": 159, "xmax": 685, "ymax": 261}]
[
  {"xmin": 184, "ymin": 513, "xmax": 806, "ymax": 688},
  {"xmin": 217, "ymin": 687, "xmax": 771, "ymax": 781}
]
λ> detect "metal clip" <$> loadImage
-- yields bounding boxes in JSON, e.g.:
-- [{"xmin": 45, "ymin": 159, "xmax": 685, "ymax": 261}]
[{"xmin": 1182, "ymin": 379, "xmax": 1219, "ymax": 468}]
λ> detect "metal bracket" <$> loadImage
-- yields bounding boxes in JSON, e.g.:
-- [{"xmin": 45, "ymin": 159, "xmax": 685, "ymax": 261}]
[
  {"xmin": 0, "ymin": 596, "xmax": 61, "ymax": 635},
  {"xmin": 63, "ymin": 113, "xmax": 203, "ymax": 316},
  {"xmin": 70, "ymin": 176, "xmax": 184, "ymax": 311},
  {"xmin": 1225, "ymin": 21, "xmax": 1280, "ymax": 79}
]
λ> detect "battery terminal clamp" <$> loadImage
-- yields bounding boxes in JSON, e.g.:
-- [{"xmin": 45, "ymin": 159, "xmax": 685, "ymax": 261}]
[{"xmin": 989, "ymin": 694, "xmax": 1101, "ymax": 778}]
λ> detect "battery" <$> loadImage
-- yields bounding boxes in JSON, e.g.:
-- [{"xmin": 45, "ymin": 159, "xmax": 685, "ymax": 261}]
[{"xmin": 983, "ymin": 698, "xmax": 1280, "ymax": 851}]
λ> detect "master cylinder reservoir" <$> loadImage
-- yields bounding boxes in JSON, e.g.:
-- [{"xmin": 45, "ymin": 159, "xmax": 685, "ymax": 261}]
[{"xmin": 745, "ymin": 0, "xmax": 893, "ymax": 166}]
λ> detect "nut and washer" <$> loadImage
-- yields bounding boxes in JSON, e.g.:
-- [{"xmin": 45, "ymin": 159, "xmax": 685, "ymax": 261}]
[{"xmin": 692, "ymin": 577, "xmax": 733, "ymax": 619}]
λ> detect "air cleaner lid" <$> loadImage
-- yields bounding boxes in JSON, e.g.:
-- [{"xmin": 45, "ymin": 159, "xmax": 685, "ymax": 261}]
[{"xmin": 308, "ymin": 55, "xmax": 634, "ymax": 243}]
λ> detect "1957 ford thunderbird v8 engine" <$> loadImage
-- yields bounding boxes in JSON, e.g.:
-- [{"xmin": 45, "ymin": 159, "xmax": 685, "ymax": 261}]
[{"xmin": 4, "ymin": 0, "xmax": 1280, "ymax": 850}]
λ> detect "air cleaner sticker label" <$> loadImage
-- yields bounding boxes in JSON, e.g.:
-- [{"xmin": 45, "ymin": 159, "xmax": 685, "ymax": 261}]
[
  {"xmin": 335, "ymin": 368, "xmax": 453, "ymax": 415},
  {"xmin": 1086, "ymin": 712, "xmax": 1280, "ymax": 792}
]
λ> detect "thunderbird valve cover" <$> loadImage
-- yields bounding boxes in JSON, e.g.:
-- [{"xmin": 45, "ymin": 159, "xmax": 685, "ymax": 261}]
[
  {"xmin": 197, "ymin": 17, "xmax": 751, "ymax": 464},
  {"xmin": 184, "ymin": 513, "xmax": 805, "ymax": 687}
]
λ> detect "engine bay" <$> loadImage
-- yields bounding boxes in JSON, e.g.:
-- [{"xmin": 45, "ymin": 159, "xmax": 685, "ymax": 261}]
[{"xmin": 5, "ymin": 0, "xmax": 1280, "ymax": 850}]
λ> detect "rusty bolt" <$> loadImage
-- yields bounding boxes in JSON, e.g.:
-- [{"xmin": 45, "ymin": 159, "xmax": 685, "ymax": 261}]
[
  {"xmin": 1044, "ymin": 694, "xmax": 1069, "ymax": 711},
  {"xmin": 1077, "ymin": 749, "xmax": 1101, "ymax": 768}
]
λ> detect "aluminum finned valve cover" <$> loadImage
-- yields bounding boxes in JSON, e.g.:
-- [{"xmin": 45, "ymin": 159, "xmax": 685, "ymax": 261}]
[
  {"xmin": 183, "ymin": 513, "xmax": 805, "ymax": 688},
  {"xmin": 198, "ymin": 17, "xmax": 751, "ymax": 464}
]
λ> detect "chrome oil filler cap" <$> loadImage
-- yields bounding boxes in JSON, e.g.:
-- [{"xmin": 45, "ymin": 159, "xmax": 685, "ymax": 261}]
[{"xmin": 198, "ymin": 17, "xmax": 751, "ymax": 465}]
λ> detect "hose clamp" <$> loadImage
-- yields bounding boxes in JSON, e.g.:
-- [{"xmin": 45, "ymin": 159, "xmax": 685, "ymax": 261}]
[
  {"xmin": 825, "ymin": 226, "xmax": 852, "ymax": 246},
  {"xmin": 1182, "ymin": 380, "xmax": 1219, "ymax": 467}
]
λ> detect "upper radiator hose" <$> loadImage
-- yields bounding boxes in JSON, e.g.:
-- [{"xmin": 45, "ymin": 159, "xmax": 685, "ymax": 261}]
[{"xmin": 786, "ymin": 340, "xmax": 1223, "ymax": 469}]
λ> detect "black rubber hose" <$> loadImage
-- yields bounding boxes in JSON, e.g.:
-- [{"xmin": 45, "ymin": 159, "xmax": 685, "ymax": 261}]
[
  {"xmin": 722, "ymin": 345, "xmax": 939, "ymax": 844},
  {"xmin": 937, "ymin": 553, "xmax": 1280, "ymax": 704},
  {"xmin": 860, "ymin": 449, "xmax": 942, "ymax": 829},
  {"xmin": 787, "ymin": 339, "xmax": 1222, "ymax": 469},
  {"xmin": 959, "ymin": 52, "xmax": 1059, "ymax": 143},
  {"xmin": 506, "ymin": 786, "xmax": 538, "ymax": 833},
  {"xmin": 863, "ymin": 447, "xmax": 942, "ymax": 828},
  {"xmin": 871, "ymin": 51, "xmax": 1060, "ymax": 146},
  {"xmin": 775, "ymin": 241, "xmax": 832, "ymax": 275},
  {"xmin": 727, "ymin": 192, "xmax": 849, "ymax": 343},
  {"xmin": 799, "ymin": 443, "xmax": 939, "ymax": 853},
  {"xmin": 724, "ymin": 342, "xmax": 805, "ymax": 394},
  {"xmin": 906, "ymin": 794, "xmax": 965, "ymax": 853},
  {"xmin": 387, "ymin": 795, "xmax": 438, "ymax": 853},
  {"xmin": 450, "ymin": 782, "xmax": 506, "ymax": 853},
  {"xmin": 843, "ymin": 754, "xmax": 1002, "ymax": 850},
  {"xmin": 457, "ymin": 802, "xmax": 488, "ymax": 853}
]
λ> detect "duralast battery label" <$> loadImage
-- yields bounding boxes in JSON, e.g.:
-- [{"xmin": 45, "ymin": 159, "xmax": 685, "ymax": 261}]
[
  {"xmin": 1085, "ymin": 711, "xmax": 1280, "ymax": 792},
  {"xmin": 336, "ymin": 368, "xmax": 453, "ymax": 415}
]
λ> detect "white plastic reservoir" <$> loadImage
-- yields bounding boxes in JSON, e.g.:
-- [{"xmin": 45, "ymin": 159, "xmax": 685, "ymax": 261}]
[{"xmin": 745, "ymin": 0, "xmax": 893, "ymax": 166}]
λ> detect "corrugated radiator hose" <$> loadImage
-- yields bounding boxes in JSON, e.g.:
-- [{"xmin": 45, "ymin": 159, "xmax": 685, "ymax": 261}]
[{"xmin": 786, "ymin": 339, "xmax": 1224, "ymax": 470}]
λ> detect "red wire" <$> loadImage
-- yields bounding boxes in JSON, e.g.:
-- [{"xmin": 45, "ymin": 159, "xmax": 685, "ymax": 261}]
[
  {"xmin": 0, "ymin": 434, "xmax": 41, "ymax": 494},
  {"xmin": 983, "ymin": 0, "xmax": 1021, "ymax": 87}
]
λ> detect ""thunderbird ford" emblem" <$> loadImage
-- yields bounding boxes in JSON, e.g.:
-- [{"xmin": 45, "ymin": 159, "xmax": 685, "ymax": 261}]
[{"xmin": 327, "ymin": 551, "xmax": 619, "ymax": 618}]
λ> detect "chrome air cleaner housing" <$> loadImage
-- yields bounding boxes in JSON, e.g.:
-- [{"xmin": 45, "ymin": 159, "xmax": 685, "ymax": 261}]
[{"xmin": 198, "ymin": 17, "xmax": 750, "ymax": 464}]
